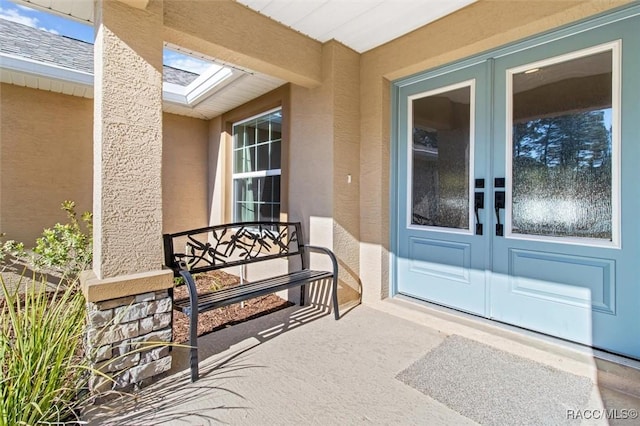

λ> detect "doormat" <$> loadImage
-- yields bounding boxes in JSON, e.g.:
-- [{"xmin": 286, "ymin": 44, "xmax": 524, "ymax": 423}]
[{"xmin": 396, "ymin": 335, "xmax": 593, "ymax": 425}]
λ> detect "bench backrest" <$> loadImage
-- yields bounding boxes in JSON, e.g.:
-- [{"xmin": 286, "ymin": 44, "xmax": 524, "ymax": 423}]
[{"xmin": 163, "ymin": 222, "xmax": 306, "ymax": 276}]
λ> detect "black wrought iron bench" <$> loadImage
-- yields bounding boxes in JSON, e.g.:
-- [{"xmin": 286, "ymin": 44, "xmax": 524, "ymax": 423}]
[{"xmin": 163, "ymin": 221, "xmax": 339, "ymax": 381}]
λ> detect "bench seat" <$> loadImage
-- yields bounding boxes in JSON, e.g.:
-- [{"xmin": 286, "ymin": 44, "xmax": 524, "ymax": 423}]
[{"xmin": 174, "ymin": 269, "xmax": 334, "ymax": 315}]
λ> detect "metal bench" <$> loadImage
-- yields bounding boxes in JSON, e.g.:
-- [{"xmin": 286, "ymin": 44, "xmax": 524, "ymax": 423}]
[{"xmin": 163, "ymin": 221, "xmax": 339, "ymax": 381}]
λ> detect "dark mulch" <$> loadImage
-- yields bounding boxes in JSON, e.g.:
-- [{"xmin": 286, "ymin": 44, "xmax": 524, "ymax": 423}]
[{"xmin": 172, "ymin": 270, "xmax": 293, "ymax": 344}]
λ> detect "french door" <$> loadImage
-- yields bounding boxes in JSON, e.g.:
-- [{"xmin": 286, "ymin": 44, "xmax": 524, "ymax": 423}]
[
  {"xmin": 394, "ymin": 10, "xmax": 640, "ymax": 359},
  {"xmin": 396, "ymin": 62, "xmax": 490, "ymax": 316}
]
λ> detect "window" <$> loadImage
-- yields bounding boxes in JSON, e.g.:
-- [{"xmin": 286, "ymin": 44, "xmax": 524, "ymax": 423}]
[
  {"xmin": 507, "ymin": 43, "xmax": 619, "ymax": 242},
  {"xmin": 232, "ymin": 108, "xmax": 282, "ymax": 222},
  {"xmin": 409, "ymin": 81, "xmax": 474, "ymax": 231}
]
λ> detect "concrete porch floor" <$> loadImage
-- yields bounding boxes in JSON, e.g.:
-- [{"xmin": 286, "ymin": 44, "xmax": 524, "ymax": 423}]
[{"xmin": 84, "ymin": 297, "xmax": 640, "ymax": 425}]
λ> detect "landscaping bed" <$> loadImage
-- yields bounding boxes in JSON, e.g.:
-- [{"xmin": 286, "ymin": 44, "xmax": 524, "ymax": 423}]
[{"xmin": 172, "ymin": 270, "xmax": 293, "ymax": 344}]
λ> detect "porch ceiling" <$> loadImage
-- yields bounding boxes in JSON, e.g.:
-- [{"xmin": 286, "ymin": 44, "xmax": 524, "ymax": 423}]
[{"xmin": 237, "ymin": 0, "xmax": 478, "ymax": 53}]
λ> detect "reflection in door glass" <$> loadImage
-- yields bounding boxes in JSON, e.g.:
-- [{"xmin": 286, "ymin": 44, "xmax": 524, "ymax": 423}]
[
  {"xmin": 512, "ymin": 50, "xmax": 613, "ymax": 240},
  {"xmin": 411, "ymin": 85, "xmax": 471, "ymax": 229}
]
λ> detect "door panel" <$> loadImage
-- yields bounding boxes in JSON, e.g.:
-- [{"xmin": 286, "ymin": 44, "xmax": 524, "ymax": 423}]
[
  {"xmin": 491, "ymin": 18, "xmax": 640, "ymax": 357},
  {"xmin": 396, "ymin": 63, "xmax": 489, "ymax": 316}
]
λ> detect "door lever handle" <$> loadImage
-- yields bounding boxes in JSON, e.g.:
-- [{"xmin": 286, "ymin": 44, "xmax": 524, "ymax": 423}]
[
  {"xmin": 495, "ymin": 190, "xmax": 505, "ymax": 236},
  {"xmin": 474, "ymin": 192, "xmax": 484, "ymax": 235}
]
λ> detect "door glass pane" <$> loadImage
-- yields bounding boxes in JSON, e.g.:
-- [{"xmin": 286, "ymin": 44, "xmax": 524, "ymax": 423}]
[
  {"xmin": 511, "ymin": 50, "xmax": 613, "ymax": 239},
  {"xmin": 411, "ymin": 85, "xmax": 471, "ymax": 229}
]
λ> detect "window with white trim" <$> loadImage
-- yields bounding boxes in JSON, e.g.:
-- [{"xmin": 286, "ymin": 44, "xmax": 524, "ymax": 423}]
[
  {"xmin": 232, "ymin": 108, "xmax": 282, "ymax": 222},
  {"xmin": 507, "ymin": 43, "xmax": 618, "ymax": 242}
]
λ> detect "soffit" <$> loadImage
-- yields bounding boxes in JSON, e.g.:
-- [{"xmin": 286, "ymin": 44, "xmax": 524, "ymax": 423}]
[
  {"xmin": 20, "ymin": 0, "xmax": 93, "ymax": 22},
  {"xmin": 236, "ymin": 0, "xmax": 478, "ymax": 53}
]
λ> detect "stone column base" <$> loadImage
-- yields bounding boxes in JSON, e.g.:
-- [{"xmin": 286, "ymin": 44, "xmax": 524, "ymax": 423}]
[{"xmin": 80, "ymin": 269, "xmax": 174, "ymax": 394}]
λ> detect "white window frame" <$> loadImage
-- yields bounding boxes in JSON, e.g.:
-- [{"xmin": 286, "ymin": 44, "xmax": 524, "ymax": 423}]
[
  {"xmin": 232, "ymin": 107, "xmax": 282, "ymax": 223},
  {"xmin": 504, "ymin": 41, "xmax": 621, "ymax": 248},
  {"xmin": 406, "ymin": 79, "xmax": 476, "ymax": 235}
]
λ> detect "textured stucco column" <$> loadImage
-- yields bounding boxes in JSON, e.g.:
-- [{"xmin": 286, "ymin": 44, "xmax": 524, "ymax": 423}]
[
  {"xmin": 92, "ymin": 0, "xmax": 166, "ymax": 280},
  {"xmin": 82, "ymin": 0, "xmax": 173, "ymax": 391}
]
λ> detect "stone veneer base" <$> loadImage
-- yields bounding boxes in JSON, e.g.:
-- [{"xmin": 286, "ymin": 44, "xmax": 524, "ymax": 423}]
[{"xmin": 80, "ymin": 269, "xmax": 174, "ymax": 394}]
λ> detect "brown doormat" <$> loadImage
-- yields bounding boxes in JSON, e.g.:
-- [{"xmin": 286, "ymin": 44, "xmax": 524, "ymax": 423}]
[{"xmin": 396, "ymin": 335, "xmax": 593, "ymax": 425}]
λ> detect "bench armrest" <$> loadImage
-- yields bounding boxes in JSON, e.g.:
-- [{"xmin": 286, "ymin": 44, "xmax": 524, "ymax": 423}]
[
  {"xmin": 304, "ymin": 245, "xmax": 338, "ymax": 274},
  {"xmin": 305, "ymin": 245, "xmax": 340, "ymax": 320}
]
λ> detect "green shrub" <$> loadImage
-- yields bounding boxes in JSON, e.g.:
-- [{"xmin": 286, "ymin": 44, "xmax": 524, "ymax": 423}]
[
  {"xmin": 1, "ymin": 201, "xmax": 92, "ymax": 279},
  {"xmin": 0, "ymin": 234, "xmax": 25, "ymax": 264},
  {"xmin": 32, "ymin": 201, "xmax": 92, "ymax": 278},
  {"xmin": 0, "ymin": 275, "xmax": 87, "ymax": 425}
]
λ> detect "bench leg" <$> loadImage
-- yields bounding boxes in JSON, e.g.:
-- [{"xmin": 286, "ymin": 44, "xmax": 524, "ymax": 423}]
[
  {"xmin": 300, "ymin": 284, "xmax": 306, "ymax": 306},
  {"xmin": 332, "ymin": 275, "xmax": 339, "ymax": 320},
  {"xmin": 189, "ymin": 310, "xmax": 199, "ymax": 382},
  {"xmin": 180, "ymin": 270, "xmax": 200, "ymax": 382}
]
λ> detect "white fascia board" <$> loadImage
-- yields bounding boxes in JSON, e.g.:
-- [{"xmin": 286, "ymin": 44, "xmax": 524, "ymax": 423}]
[
  {"xmin": 185, "ymin": 67, "xmax": 233, "ymax": 105},
  {"xmin": 0, "ymin": 53, "xmax": 93, "ymax": 86},
  {"xmin": 1, "ymin": 54, "xmax": 194, "ymax": 106},
  {"xmin": 165, "ymin": 68, "xmax": 245, "ymax": 107},
  {"xmin": 162, "ymin": 82, "xmax": 188, "ymax": 105},
  {"xmin": 1, "ymin": 53, "xmax": 239, "ymax": 108}
]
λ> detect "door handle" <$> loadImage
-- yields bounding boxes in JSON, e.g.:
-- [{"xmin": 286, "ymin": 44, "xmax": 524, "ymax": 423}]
[
  {"xmin": 474, "ymin": 179, "xmax": 485, "ymax": 235},
  {"xmin": 494, "ymin": 191, "xmax": 505, "ymax": 237},
  {"xmin": 474, "ymin": 192, "xmax": 484, "ymax": 235},
  {"xmin": 494, "ymin": 178, "xmax": 505, "ymax": 236}
]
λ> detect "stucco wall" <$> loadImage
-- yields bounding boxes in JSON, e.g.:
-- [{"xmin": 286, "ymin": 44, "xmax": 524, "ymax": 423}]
[
  {"xmin": 0, "ymin": 83, "xmax": 93, "ymax": 246},
  {"xmin": 0, "ymin": 83, "xmax": 209, "ymax": 248},
  {"xmin": 289, "ymin": 41, "xmax": 361, "ymax": 304},
  {"xmin": 327, "ymin": 42, "xmax": 361, "ymax": 303},
  {"xmin": 162, "ymin": 113, "xmax": 209, "ymax": 234}
]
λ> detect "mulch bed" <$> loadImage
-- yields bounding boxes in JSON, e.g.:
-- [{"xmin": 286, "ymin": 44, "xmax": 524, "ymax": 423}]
[{"xmin": 172, "ymin": 270, "xmax": 293, "ymax": 344}]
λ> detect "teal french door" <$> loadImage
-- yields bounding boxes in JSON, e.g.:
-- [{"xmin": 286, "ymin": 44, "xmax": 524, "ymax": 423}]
[
  {"xmin": 396, "ymin": 62, "xmax": 490, "ymax": 316},
  {"xmin": 394, "ymin": 7, "xmax": 640, "ymax": 359}
]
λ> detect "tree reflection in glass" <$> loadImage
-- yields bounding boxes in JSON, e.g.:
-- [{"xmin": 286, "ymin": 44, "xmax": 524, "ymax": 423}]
[{"xmin": 511, "ymin": 50, "xmax": 613, "ymax": 239}]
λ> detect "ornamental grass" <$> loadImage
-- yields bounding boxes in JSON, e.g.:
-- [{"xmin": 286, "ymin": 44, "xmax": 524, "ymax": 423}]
[{"xmin": 0, "ymin": 275, "xmax": 88, "ymax": 425}]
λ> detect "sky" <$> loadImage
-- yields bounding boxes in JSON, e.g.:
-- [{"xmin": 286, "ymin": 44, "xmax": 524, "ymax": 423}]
[{"xmin": 0, "ymin": 0, "xmax": 213, "ymax": 75}]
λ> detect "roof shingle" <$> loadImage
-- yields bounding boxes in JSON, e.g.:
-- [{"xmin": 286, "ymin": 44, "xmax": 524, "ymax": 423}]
[{"xmin": 0, "ymin": 18, "xmax": 199, "ymax": 86}]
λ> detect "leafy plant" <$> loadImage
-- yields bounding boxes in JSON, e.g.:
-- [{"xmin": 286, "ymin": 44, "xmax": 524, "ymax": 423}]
[
  {"xmin": 0, "ymin": 233, "xmax": 25, "ymax": 264},
  {"xmin": 0, "ymin": 275, "xmax": 87, "ymax": 425},
  {"xmin": 32, "ymin": 201, "xmax": 92, "ymax": 278}
]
